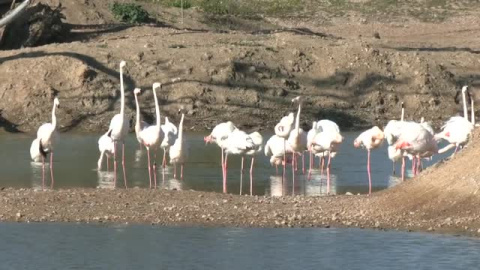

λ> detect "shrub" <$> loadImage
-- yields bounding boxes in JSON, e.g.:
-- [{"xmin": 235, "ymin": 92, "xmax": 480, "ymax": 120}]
[{"xmin": 110, "ymin": 2, "xmax": 150, "ymax": 24}]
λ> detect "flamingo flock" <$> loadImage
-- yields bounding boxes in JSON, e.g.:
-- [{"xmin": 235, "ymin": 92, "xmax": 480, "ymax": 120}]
[{"xmin": 28, "ymin": 60, "xmax": 476, "ymax": 195}]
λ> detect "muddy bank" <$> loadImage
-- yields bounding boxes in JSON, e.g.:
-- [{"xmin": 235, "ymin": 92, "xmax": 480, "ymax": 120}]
[{"xmin": 0, "ymin": 25, "xmax": 475, "ymax": 133}]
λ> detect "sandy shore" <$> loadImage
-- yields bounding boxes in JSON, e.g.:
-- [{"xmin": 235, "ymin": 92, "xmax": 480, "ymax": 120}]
[{"xmin": 0, "ymin": 186, "xmax": 479, "ymax": 237}]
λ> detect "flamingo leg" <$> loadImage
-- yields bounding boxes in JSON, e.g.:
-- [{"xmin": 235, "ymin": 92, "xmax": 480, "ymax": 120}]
[
  {"xmin": 401, "ymin": 157, "xmax": 405, "ymax": 181},
  {"xmin": 308, "ymin": 150, "xmax": 313, "ymax": 180},
  {"xmin": 147, "ymin": 148, "xmax": 152, "ymax": 188},
  {"xmin": 292, "ymin": 152, "xmax": 295, "ymax": 196},
  {"xmin": 113, "ymin": 141, "xmax": 117, "ymax": 187},
  {"xmin": 302, "ymin": 152, "xmax": 305, "ymax": 174},
  {"xmin": 327, "ymin": 154, "xmax": 332, "ymax": 195},
  {"xmin": 221, "ymin": 148, "xmax": 225, "ymax": 192},
  {"xmin": 49, "ymin": 152, "xmax": 54, "ymax": 189},
  {"xmin": 41, "ymin": 155, "xmax": 45, "ymax": 190},
  {"xmin": 367, "ymin": 149, "xmax": 372, "ymax": 195},
  {"xmin": 153, "ymin": 150, "xmax": 157, "ymax": 189},
  {"xmin": 412, "ymin": 156, "xmax": 416, "ymax": 176},
  {"xmin": 250, "ymin": 157, "xmax": 254, "ymax": 196},
  {"xmin": 174, "ymin": 162, "xmax": 177, "ymax": 179},
  {"xmin": 122, "ymin": 143, "xmax": 127, "ymax": 189},
  {"xmin": 181, "ymin": 164, "xmax": 184, "ymax": 180},
  {"xmin": 224, "ymin": 154, "xmax": 229, "ymax": 194},
  {"xmin": 283, "ymin": 140, "xmax": 286, "ymax": 182},
  {"xmin": 240, "ymin": 156, "xmax": 244, "ymax": 195},
  {"xmin": 295, "ymin": 154, "xmax": 298, "ymax": 172},
  {"xmin": 162, "ymin": 149, "xmax": 167, "ymax": 169},
  {"xmin": 320, "ymin": 155, "xmax": 325, "ymax": 177}
]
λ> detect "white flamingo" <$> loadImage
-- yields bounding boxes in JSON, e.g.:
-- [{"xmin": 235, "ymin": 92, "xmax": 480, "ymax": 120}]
[
  {"xmin": 161, "ymin": 117, "xmax": 178, "ymax": 168},
  {"xmin": 274, "ymin": 112, "xmax": 295, "ymax": 178},
  {"xmin": 244, "ymin": 131, "xmax": 263, "ymax": 195},
  {"xmin": 29, "ymin": 97, "xmax": 60, "ymax": 189},
  {"xmin": 435, "ymin": 86, "xmax": 474, "ymax": 155},
  {"xmin": 265, "ymin": 134, "xmax": 293, "ymax": 174},
  {"xmin": 97, "ymin": 131, "xmax": 115, "ymax": 171},
  {"xmin": 353, "ymin": 126, "xmax": 385, "ymax": 195},
  {"xmin": 287, "ymin": 96, "xmax": 308, "ymax": 175},
  {"xmin": 204, "ymin": 121, "xmax": 236, "ymax": 193},
  {"xmin": 223, "ymin": 128, "xmax": 255, "ymax": 194},
  {"xmin": 107, "ymin": 60, "xmax": 129, "ymax": 188},
  {"xmin": 138, "ymin": 82, "xmax": 163, "ymax": 188},
  {"xmin": 310, "ymin": 123, "xmax": 343, "ymax": 194},
  {"xmin": 395, "ymin": 123, "xmax": 438, "ymax": 175},
  {"xmin": 169, "ymin": 110, "xmax": 187, "ymax": 179},
  {"xmin": 384, "ymin": 102, "xmax": 406, "ymax": 179},
  {"xmin": 134, "ymin": 88, "xmax": 149, "ymax": 149}
]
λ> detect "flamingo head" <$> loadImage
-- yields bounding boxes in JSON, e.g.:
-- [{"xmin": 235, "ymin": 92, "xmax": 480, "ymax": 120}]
[
  {"xmin": 133, "ymin": 88, "xmax": 141, "ymax": 95},
  {"xmin": 395, "ymin": 140, "xmax": 411, "ymax": 150},
  {"xmin": 53, "ymin": 97, "xmax": 60, "ymax": 108},
  {"xmin": 120, "ymin": 60, "xmax": 126, "ymax": 68},
  {"xmin": 462, "ymin": 85, "xmax": 468, "ymax": 93},
  {"xmin": 204, "ymin": 135, "xmax": 213, "ymax": 145},
  {"xmin": 153, "ymin": 82, "xmax": 162, "ymax": 90},
  {"xmin": 291, "ymin": 96, "xmax": 302, "ymax": 104},
  {"xmin": 353, "ymin": 139, "xmax": 361, "ymax": 148}
]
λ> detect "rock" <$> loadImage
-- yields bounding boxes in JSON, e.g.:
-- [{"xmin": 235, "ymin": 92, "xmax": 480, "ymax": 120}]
[
  {"xmin": 201, "ymin": 52, "xmax": 213, "ymax": 61},
  {"xmin": 345, "ymin": 192, "xmax": 354, "ymax": 196}
]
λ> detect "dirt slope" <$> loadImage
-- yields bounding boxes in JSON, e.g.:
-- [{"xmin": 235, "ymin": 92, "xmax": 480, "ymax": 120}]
[{"xmin": 0, "ymin": 1, "xmax": 479, "ymax": 133}]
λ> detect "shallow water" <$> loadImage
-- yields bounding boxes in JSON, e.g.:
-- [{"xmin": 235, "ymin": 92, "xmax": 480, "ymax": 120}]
[
  {"xmin": 0, "ymin": 223, "xmax": 478, "ymax": 270},
  {"xmin": 0, "ymin": 131, "xmax": 451, "ymax": 195}
]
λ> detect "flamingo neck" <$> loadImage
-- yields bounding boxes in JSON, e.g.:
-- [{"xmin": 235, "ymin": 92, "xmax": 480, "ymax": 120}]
[
  {"xmin": 178, "ymin": 113, "xmax": 184, "ymax": 149},
  {"xmin": 400, "ymin": 108, "xmax": 404, "ymax": 121},
  {"xmin": 120, "ymin": 66, "xmax": 125, "ymax": 117},
  {"xmin": 295, "ymin": 102, "xmax": 301, "ymax": 134},
  {"xmin": 471, "ymin": 98, "xmax": 475, "ymax": 125},
  {"xmin": 153, "ymin": 87, "xmax": 161, "ymax": 127},
  {"xmin": 134, "ymin": 93, "xmax": 141, "ymax": 128},
  {"xmin": 462, "ymin": 89, "xmax": 468, "ymax": 119},
  {"xmin": 51, "ymin": 102, "xmax": 57, "ymax": 130}
]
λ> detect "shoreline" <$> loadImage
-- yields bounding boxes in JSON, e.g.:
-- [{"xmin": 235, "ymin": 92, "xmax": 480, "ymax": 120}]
[{"xmin": 1, "ymin": 187, "xmax": 478, "ymax": 237}]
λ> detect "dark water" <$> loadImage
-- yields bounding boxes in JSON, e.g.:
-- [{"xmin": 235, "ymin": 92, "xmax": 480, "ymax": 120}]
[
  {"xmin": 0, "ymin": 132, "xmax": 451, "ymax": 195},
  {"xmin": 0, "ymin": 223, "xmax": 478, "ymax": 270}
]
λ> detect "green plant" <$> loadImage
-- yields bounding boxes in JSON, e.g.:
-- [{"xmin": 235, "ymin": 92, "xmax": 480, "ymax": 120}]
[{"xmin": 110, "ymin": 2, "xmax": 150, "ymax": 23}]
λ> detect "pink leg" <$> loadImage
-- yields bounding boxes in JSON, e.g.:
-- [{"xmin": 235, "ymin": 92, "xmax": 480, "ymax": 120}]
[
  {"xmin": 122, "ymin": 143, "xmax": 127, "ymax": 189},
  {"xmin": 113, "ymin": 141, "xmax": 118, "ymax": 187},
  {"xmin": 41, "ymin": 155, "xmax": 45, "ymax": 190},
  {"xmin": 308, "ymin": 150, "xmax": 313, "ymax": 180},
  {"xmin": 181, "ymin": 164, "xmax": 184, "ymax": 179},
  {"xmin": 283, "ymin": 141, "xmax": 286, "ymax": 181},
  {"xmin": 302, "ymin": 152, "xmax": 305, "ymax": 174},
  {"xmin": 50, "ymin": 152, "xmax": 54, "ymax": 189},
  {"xmin": 224, "ymin": 154, "xmax": 229, "ymax": 193},
  {"xmin": 250, "ymin": 157, "xmax": 254, "ymax": 196},
  {"xmin": 153, "ymin": 150, "xmax": 157, "ymax": 189},
  {"xmin": 147, "ymin": 148, "xmax": 152, "ymax": 188},
  {"xmin": 174, "ymin": 163, "xmax": 177, "ymax": 178},
  {"xmin": 454, "ymin": 145, "xmax": 459, "ymax": 154},
  {"xmin": 295, "ymin": 154, "xmax": 298, "ymax": 172},
  {"xmin": 162, "ymin": 149, "xmax": 167, "ymax": 169},
  {"xmin": 367, "ymin": 149, "xmax": 372, "ymax": 195},
  {"xmin": 401, "ymin": 157, "xmax": 405, "ymax": 181},
  {"xmin": 327, "ymin": 154, "xmax": 332, "ymax": 195},
  {"xmin": 240, "ymin": 156, "xmax": 244, "ymax": 195},
  {"xmin": 292, "ymin": 152, "xmax": 296, "ymax": 195},
  {"xmin": 221, "ymin": 148, "xmax": 225, "ymax": 191}
]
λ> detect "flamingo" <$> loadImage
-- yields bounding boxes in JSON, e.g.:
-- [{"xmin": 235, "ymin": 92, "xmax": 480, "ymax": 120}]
[
  {"xmin": 395, "ymin": 123, "xmax": 438, "ymax": 176},
  {"xmin": 169, "ymin": 110, "xmax": 187, "ymax": 179},
  {"xmin": 244, "ymin": 132, "xmax": 263, "ymax": 195},
  {"xmin": 107, "ymin": 60, "xmax": 129, "ymax": 188},
  {"xmin": 138, "ymin": 83, "xmax": 163, "ymax": 188},
  {"xmin": 265, "ymin": 134, "xmax": 293, "ymax": 174},
  {"xmin": 161, "ymin": 117, "xmax": 178, "ymax": 168},
  {"xmin": 315, "ymin": 120, "xmax": 341, "ymax": 174},
  {"xmin": 223, "ymin": 128, "xmax": 255, "ymax": 194},
  {"xmin": 384, "ymin": 102, "xmax": 405, "ymax": 176},
  {"xmin": 287, "ymin": 96, "xmax": 308, "ymax": 175},
  {"xmin": 310, "ymin": 125, "xmax": 343, "ymax": 194},
  {"xmin": 133, "ymin": 88, "xmax": 149, "ymax": 149},
  {"xmin": 307, "ymin": 121, "xmax": 321, "ymax": 176},
  {"xmin": 435, "ymin": 86, "xmax": 474, "ymax": 155},
  {"xmin": 29, "ymin": 97, "xmax": 60, "ymax": 189},
  {"xmin": 353, "ymin": 126, "xmax": 385, "ymax": 195},
  {"xmin": 97, "ymin": 130, "xmax": 115, "ymax": 171},
  {"xmin": 274, "ymin": 112, "xmax": 294, "ymax": 178},
  {"xmin": 204, "ymin": 121, "xmax": 236, "ymax": 193}
]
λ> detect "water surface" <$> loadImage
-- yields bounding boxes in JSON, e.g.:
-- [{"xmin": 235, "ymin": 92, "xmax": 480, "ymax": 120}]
[
  {"xmin": 0, "ymin": 132, "xmax": 451, "ymax": 195},
  {"xmin": 0, "ymin": 223, "xmax": 478, "ymax": 270}
]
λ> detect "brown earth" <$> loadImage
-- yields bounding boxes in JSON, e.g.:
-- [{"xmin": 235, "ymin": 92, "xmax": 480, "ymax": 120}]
[
  {"xmin": 0, "ymin": 0, "xmax": 479, "ymax": 133},
  {"xmin": 1, "ymin": 130, "xmax": 480, "ymax": 236}
]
